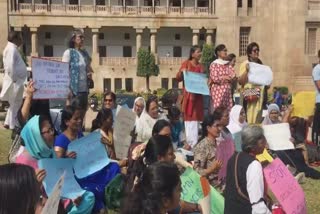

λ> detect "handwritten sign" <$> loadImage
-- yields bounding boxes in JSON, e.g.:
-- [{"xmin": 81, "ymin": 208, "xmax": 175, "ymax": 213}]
[
  {"xmin": 32, "ymin": 57, "xmax": 70, "ymax": 99},
  {"xmin": 180, "ymin": 167, "xmax": 224, "ymax": 214},
  {"xmin": 263, "ymin": 158, "xmax": 307, "ymax": 214},
  {"xmin": 248, "ymin": 62, "xmax": 273, "ymax": 86},
  {"xmin": 41, "ymin": 173, "xmax": 64, "ymax": 214},
  {"xmin": 292, "ymin": 91, "xmax": 316, "ymax": 118},
  {"xmin": 113, "ymin": 105, "xmax": 136, "ymax": 159},
  {"xmin": 183, "ymin": 71, "xmax": 210, "ymax": 95},
  {"xmin": 262, "ymin": 123, "xmax": 294, "ymax": 151},
  {"xmin": 68, "ymin": 131, "xmax": 110, "ymax": 178},
  {"xmin": 38, "ymin": 158, "xmax": 85, "ymax": 199}
]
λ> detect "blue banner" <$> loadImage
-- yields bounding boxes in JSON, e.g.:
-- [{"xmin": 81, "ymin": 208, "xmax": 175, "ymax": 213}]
[{"xmin": 183, "ymin": 71, "xmax": 210, "ymax": 95}]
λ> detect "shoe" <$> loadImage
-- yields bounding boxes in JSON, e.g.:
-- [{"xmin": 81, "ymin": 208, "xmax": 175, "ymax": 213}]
[
  {"xmin": 295, "ymin": 172, "xmax": 305, "ymax": 184},
  {"xmin": 3, "ymin": 124, "xmax": 9, "ymax": 129}
]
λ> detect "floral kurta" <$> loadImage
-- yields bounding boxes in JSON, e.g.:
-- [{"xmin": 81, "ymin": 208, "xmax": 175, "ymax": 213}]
[{"xmin": 209, "ymin": 62, "xmax": 235, "ymax": 111}]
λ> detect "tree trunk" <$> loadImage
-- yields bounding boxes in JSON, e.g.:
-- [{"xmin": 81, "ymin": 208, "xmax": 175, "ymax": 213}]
[{"xmin": 146, "ymin": 76, "xmax": 150, "ymax": 92}]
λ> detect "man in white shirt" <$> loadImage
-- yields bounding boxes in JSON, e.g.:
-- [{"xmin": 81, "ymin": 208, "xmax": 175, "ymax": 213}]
[
  {"xmin": 0, "ymin": 31, "xmax": 27, "ymax": 129},
  {"xmin": 312, "ymin": 49, "xmax": 320, "ymax": 146}
]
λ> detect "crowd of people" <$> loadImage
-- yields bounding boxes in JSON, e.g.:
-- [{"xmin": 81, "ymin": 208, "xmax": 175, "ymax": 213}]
[{"xmin": 1, "ymin": 29, "xmax": 320, "ymax": 214}]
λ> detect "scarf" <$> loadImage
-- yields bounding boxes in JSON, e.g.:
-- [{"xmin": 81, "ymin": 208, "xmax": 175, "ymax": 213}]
[
  {"xmin": 69, "ymin": 48, "xmax": 91, "ymax": 95},
  {"xmin": 20, "ymin": 115, "xmax": 53, "ymax": 160},
  {"xmin": 212, "ymin": 58, "xmax": 230, "ymax": 65},
  {"xmin": 262, "ymin": 104, "xmax": 280, "ymax": 125},
  {"xmin": 227, "ymin": 105, "xmax": 247, "ymax": 134}
]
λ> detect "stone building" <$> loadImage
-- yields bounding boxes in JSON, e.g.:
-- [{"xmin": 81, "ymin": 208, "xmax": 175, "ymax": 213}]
[{"xmin": 1, "ymin": 0, "xmax": 320, "ymax": 92}]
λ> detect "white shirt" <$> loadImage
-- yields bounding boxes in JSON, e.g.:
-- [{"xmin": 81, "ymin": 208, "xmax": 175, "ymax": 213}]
[
  {"xmin": 0, "ymin": 42, "xmax": 27, "ymax": 100},
  {"xmin": 246, "ymin": 160, "xmax": 272, "ymax": 214},
  {"xmin": 312, "ymin": 64, "xmax": 320, "ymax": 103}
]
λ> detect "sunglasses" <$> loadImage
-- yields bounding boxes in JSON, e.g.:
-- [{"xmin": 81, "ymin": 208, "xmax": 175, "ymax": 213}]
[
  {"xmin": 252, "ymin": 48, "xmax": 260, "ymax": 53},
  {"xmin": 104, "ymin": 99, "xmax": 113, "ymax": 102},
  {"xmin": 41, "ymin": 127, "xmax": 54, "ymax": 135}
]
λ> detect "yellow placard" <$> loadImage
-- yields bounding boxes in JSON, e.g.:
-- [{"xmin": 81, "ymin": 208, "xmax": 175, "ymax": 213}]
[
  {"xmin": 256, "ymin": 148, "xmax": 274, "ymax": 163},
  {"xmin": 292, "ymin": 91, "xmax": 316, "ymax": 118}
]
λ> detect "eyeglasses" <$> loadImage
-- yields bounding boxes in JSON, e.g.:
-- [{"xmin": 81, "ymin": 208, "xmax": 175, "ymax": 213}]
[
  {"xmin": 104, "ymin": 99, "xmax": 113, "ymax": 102},
  {"xmin": 41, "ymin": 127, "xmax": 54, "ymax": 135},
  {"xmin": 252, "ymin": 48, "xmax": 260, "ymax": 53}
]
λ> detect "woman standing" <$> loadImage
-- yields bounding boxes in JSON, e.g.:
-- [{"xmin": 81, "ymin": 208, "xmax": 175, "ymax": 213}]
[
  {"xmin": 238, "ymin": 42, "xmax": 267, "ymax": 124},
  {"xmin": 176, "ymin": 45, "xmax": 204, "ymax": 149},
  {"xmin": 193, "ymin": 114, "xmax": 223, "ymax": 188},
  {"xmin": 224, "ymin": 126, "xmax": 271, "ymax": 214},
  {"xmin": 209, "ymin": 44, "xmax": 236, "ymax": 111},
  {"xmin": 62, "ymin": 29, "xmax": 93, "ymax": 112}
]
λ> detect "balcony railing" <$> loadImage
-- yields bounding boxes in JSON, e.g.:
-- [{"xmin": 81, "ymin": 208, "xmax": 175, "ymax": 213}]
[
  {"xmin": 100, "ymin": 57, "xmax": 137, "ymax": 66},
  {"xmin": 159, "ymin": 57, "xmax": 185, "ymax": 65},
  {"xmin": 14, "ymin": 3, "xmax": 214, "ymax": 16},
  {"xmin": 308, "ymin": 0, "xmax": 320, "ymax": 10}
]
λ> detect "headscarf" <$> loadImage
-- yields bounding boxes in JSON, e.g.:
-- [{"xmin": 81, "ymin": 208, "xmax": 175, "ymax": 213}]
[
  {"xmin": 262, "ymin": 104, "xmax": 280, "ymax": 125},
  {"xmin": 132, "ymin": 97, "xmax": 146, "ymax": 116},
  {"xmin": 227, "ymin": 105, "xmax": 247, "ymax": 134},
  {"xmin": 20, "ymin": 115, "xmax": 53, "ymax": 160}
]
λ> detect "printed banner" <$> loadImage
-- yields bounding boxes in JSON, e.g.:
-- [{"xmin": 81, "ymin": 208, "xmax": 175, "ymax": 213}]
[
  {"xmin": 32, "ymin": 57, "xmax": 70, "ymax": 99},
  {"xmin": 263, "ymin": 158, "xmax": 307, "ymax": 214},
  {"xmin": 68, "ymin": 131, "xmax": 110, "ymax": 178},
  {"xmin": 183, "ymin": 71, "xmax": 210, "ymax": 95}
]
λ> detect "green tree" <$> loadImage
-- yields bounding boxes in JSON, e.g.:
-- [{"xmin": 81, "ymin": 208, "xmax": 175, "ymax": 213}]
[
  {"xmin": 201, "ymin": 44, "xmax": 215, "ymax": 76},
  {"xmin": 136, "ymin": 48, "xmax": 159, "ymax": 91}
]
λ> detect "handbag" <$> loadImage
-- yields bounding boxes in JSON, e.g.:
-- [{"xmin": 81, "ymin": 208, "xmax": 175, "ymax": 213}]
[{"xmin": 242, "ymin": 88, "xmax": 261, "ymax": 103}]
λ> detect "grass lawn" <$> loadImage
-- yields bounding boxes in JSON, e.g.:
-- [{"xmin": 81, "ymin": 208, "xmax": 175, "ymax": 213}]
[{"xmin": 0, "ymin": 129, "xmax": 319, "ymax": 213}]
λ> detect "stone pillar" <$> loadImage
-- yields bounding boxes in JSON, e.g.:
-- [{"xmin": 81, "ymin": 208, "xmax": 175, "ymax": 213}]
[
  {"xmin": 135, "ymin": 28, "xmax": 143, "ymax": 53},
  {"xmin": 91, "ymin": 28, "xmax": 100, "ymax": 66},
  {"xmin": 30, "ymin": 27, "xmax": 38, "ymax": 57},
  {"xmin": 150, "ymin": 28, "xmax": 157, "ymax": 54},
  {"xmin": 192, "ymin": 29, "xmax": 199, "ymax": 46},
  {"xmin": 206, "ymin": 29, "xmax": 214, "ymax": 45}
]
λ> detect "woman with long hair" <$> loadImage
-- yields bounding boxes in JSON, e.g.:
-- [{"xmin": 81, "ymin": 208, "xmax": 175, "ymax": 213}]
[
  {"xmin": 209, "ymin": 44, "xmax": 236, "ymax": 111},
  {"xmin": 176, "ymin": 45, "xmax": 204, "ymax": 149}
]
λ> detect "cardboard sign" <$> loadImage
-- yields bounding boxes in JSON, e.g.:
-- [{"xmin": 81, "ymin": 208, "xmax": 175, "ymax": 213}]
[
  {"xmin": 262, "ymin": 123, "xmax": 295, "ymax": 151},
  {"xmin": 32, "ymin": 58, "xmax": 70, "ymax": 99},
  {"xmin": 113, "ymin": 105, "xmax": 136, "ymax": 159},
  {"xmin": 292, "ymin": 91, "xmax": 316, "ymax": 118},
  {"xmin": 263, "ymin": 158, "xmax": 307, "ymax": 214},
  {"xmin": 248, "ymin": 62, "xmax": 273, "ymax": 86},
  {"xmin": 39, "ymin": 158, "xmax": 85, "ymax": 199},
  {"xmin": 41, "ymin": 173, "xmax": 64, "ymax": 214},
  {"xmin": 68, "ymin": 131, "xmax": 110, "ymax": 178},
  {"xmin": 183, "ymin": 71, "xmax": 210, "ymax": 95},
  {"xmin": 180, "ymin": 167, "xmax": 224, "ymax": 214}
]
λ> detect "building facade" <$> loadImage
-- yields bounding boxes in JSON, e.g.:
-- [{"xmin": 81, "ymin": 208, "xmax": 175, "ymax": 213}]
[{"xmin": 2, "ymin": 0, "xmax": 320, "ymax": 92}]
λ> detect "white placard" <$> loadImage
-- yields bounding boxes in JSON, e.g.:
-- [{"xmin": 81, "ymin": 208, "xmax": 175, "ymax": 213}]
[
  {"xmin": 263, "ymin": 123, "xmax": 294, "ymax": 151},
  {"xmin": 113, "ymin": 105, "xmax": 137, "ymax": 159},
  {"xmin": 248, "ymin": 62, "xmax": 273, "ymax": 86},
  {"xmin": 41, "ymin": 173, "xmax": 64, "ymax": 214},
  {"xmin": 32, "ymin": 58, "xmax": 70, "ymax": 99}
]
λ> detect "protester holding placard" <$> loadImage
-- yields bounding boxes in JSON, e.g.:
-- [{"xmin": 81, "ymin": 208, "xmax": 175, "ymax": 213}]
[
  {"xmin": 262, "ymin": 104, "xmax": 292, "ymax": 125},
  {"xmin": 122, "ymin": 162, "xmax": 182, "ymax": 214},
  {"xmin": 62, "ymin": 29, "xmax": 93, "ymax": 111},
  {"xmin": 0, "ymin": 163, "xmax": 44, "ymax": 214},
  {"xmin": 224, "ymin": 126, "xmax": 271, "ymax": 214},
  {"xmin": 135, "ymin": 96, "xmax": 160, "ymax": 143},
  {"xmin": 1, "ymin": 31, "xmax": 28, "ymax": 130},
  {"xmin": 238, "ymin": 42, "xmax": 268, "ymax": 124},
  {"xmin": 176, "ymin": 46, "xmax": 204, "ymax": 149},
  {"xmin": 193, "ymin": 114, "xmax": 223, "ymax": 189},
  {"xmin": 209, "ymin": 44, "xmax": 236, "ymax": 111},
  {"xmin": 15, "ymin": 115, "xmax": 95, "ymax": 214}
]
